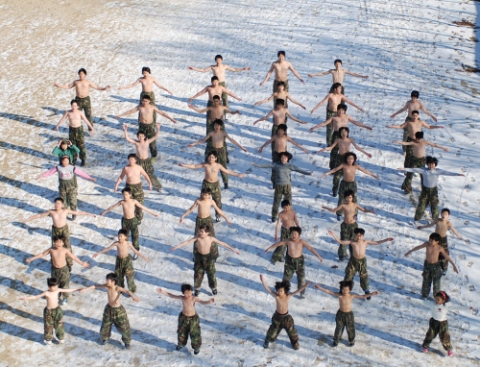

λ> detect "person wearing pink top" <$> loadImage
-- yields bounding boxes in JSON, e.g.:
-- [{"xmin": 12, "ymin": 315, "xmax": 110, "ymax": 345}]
[{"xmin": 38, "ymin": 155, "xmax": 96, "ymax": 211}]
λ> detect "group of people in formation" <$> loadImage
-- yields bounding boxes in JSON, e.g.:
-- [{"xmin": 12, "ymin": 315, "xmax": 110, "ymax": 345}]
[{"xmin": 18, "ymin": 51, "xmax": 468, "ymax": 357}]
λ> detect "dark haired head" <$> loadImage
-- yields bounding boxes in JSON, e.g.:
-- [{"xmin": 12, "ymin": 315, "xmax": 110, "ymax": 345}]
[
  {"xmin": 435, "ymin": 291, "xmax": 450, "ymax": 303},
  {"xmin": 106, "ymin": 273, "xmax": 118, "ymax": 284},
  {"xmin": 277, "ymin": 51, "xmax": 286, "ymax": 57},
  {"xmin": 198, "ymin": 224, "xmax": 211, "ymax": 233},
  {"xmin": 276, "ymin": 98, "xmax": 285, "ymax": 106},
  {"xmin": 53, "ymin": 235, "xmax": 65, "ymax": 243},
  {"xmin": 344, "ymin": 152, "xmax": 357, "ymax": 164},
  {"xmin": 213, "ymin": 95, "xmax": 221, "ymax": 100},
  {"xmin": 337, "ymin": 103, "xmax": 347, "ymax": 112},
  {"xmin": 78, "ymin": 68, "xmax": 87, "ymax": 75},
  {"xmin": 277, "ymin": 81, "xmax": 286, "ymax": 88},
  {"xmin": 411, "ymin": 110, "xmax": 419, "ymax": 115},
  {"xmin": 425, "ymin": 156, "xmax": 438, "ymax": 167},
  {"xmin": 201, "ymin": 188, "xmax": 212, "ymax": 195},
  {"xmin": 213, "ymin": 119, "xmax": 224, "ymax": 127},
  {"xmin": 411, "ymin": 90, "xmax": 420, "ymax": 98},
  {"xmin": 354, "ymin": 228, "xmax": 365, "ymax": 236},
  {"xmin": 275, "ymin": 280, "xmax": 291, "ymax": 293},
  {"xmin": 181, "ymin": 283, "xmax": 193, "ymax": 293},
  {"xmin": 211, "ymin": 76, "xmax": 219, "ymax": 82},
  {"xmin": 289, "ymin": 226, "xmax": 302, "ymax": 236},
  {"xmin": 118, "ymin": 229, "xmax": 128, "ymax": 237},
  {"xmin": 281, "ymin": 199, "xmax": 291, "ymax": 208},
  {"xmin": 54, "ymin": 197, "xmax": 64, "ymax": 204},
  {"xmin": 277, "ymin": 124, "xmax": 287, "ymax": 132},
  {"xmin": 339, "ymin": 280, "xmax": 353, "ymax": 292},
  {"xmin": 332, "ymin": 82, "xmax": 342, "ymax": 91},
  {"xmin": 279, "ymin": 151, "xmax": 293, "ymax": 162},
  {"xmin": 127, "ymin": 153, "xmax": 138, "ymax": 161},
  {"xmin": 339, "ymin": 126, "xmax": 349, "ymax": 137},
  {"xmin": 415, "ymin": 131, "xmax": 424, "ymax": 139},
  {"xmin": 441, "ymin": 208, "xmax": 450, "ymax": 215},
  {"xmin": 215, "ymin": 55, "xmax": 223, "ymax": 61},
  {"xmin": 136, "ymin": 130, "xmax": 146, "ymax": 139},
  {"xmin": 429, "ymin": 232, "xmax": 441, "ymax": 243},
  {"xmin": 141, "ymin": 94, "xmax": 151, "ymax": 101},
  {"xmin": 122, "ymin": 187, "xmax": 133, "ymax": 195},
  {"xmin": 142, "ymin": 66, "xmax": 151, "ymax": 74},
  {"xmin": 47, "ymin": 278, "xmax": 59, "ymax": 287},
  {"xmin": 334, "ymin": 59, "xmax": 342, "ymax": 65},
  {"xmin": 344, "ymin": 189, "xmax": 355, "ymax": 198},
  {"xmin": 207, "ymin": 151, "xmax": 218, "ymax": 159},
  {"xmin": 70, "ymin": 99, "xmax": 78, "ymax": 106}
]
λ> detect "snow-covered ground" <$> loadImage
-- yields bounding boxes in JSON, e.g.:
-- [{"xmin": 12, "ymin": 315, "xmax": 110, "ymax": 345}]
[{"xmin": 0, "ymin": 0, "xmax": 479, "ymax": 366}]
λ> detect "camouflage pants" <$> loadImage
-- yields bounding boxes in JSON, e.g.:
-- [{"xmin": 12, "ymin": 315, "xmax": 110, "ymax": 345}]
[
  {"xmin": 326, "ymin": 109, "xmax": 337, "ymax": 146},
  {"xmin": 336, "ymin": 180, "xmax": 357, "ymax": 216},
  {"xmin": 344, "ymin": 256, "xmax": 369, "ymax": 291},
  {"xmin": 421, "ymin": 261, "xmax": 442, "ymax": 298},
  {"xmin": 194, "ymin": 252, "xmax": 217, "ymax": 290},
  {"xmin": 403, "ymin": 136, "xmax": 414, "ymax": 169},
  {"xmin": 422, "ymin": 318, "xmax": 452, "ymax": 351},
  {"xmin": 52, "ymin": 224, "xmax": 73, "ymax": 271},
  {"xmin": 44, "ymin": 306, "xmax": 64, "ymax": 341},
  {"xmin": 121, "ymin": 217, "xmax": 139, "ymax": 250},
  {"xmin": 140, "ymin": 91, "xmax": 156, "ymax": 122},
  {"xmin": 125, "ymin": 182, "xmax": 145, "ymax": 221},
  {"xmin": 206, "ymin": 146, "xmax": 228, "ymax": 184},
  {"xmin": 115, "ymin": 255, "xmax": 136, "ymax": 293},
  {"xmin": 402, "ymin": 156, "xmax": 425, "ymax": 191},
  {"xmin": 138, "ymin": 122, "xmax": 157, "ymax": 158},
  {"xmin": 329, "ymin": 84, "xmax": 345, "ymax": 94},
  {"xmin": 272, "ymin": 184, "xmax": 292, "ymax": 219},
  {"xmin": 401, "ymin": 116, "xmax": 413, "ymax": 153},
  {"xmin": 59, "ymin": 178, "xmax": 77, "ymax": 212},
  {"xmin": 218, "ymin": 81, "xmax": 228, "ymax": 108},
  {"xmin": 201, "ymin": 180, "xmax": 221, "ymax": 216},
  {"xmin": 194, "ymin": 216, "xmax": 218, "ymax": 261},
  {"xmin": 137, "ymin": 158, "xmax": 162, "ymax": 190},
  {"xmin": 75, "ymin": 96, "xmax": 93, "ymax": 125},
  {"xmin": 51, "ymin": 265, "xmax": 70, "ymax": 300},
  {"xmin": 339, "ymin": 221, "xmax": 358, "ymax": 260},
  {"xmin": 271, "ymin": 124, "xmax": 279, "ymax": 160},
  {"xmin": 271, "ymin": 226, "xmax": 290, "ymax": 263},
  {"xmin": 271, "ymin": 151, "xmax": 281, "ymax": 185},
  {"xmin": 334, "ymin": 310, "xmax": 355, "ymax": 344},
  {"xmin": 283, "ymin": 254, "xmax": 306, "ymax": 295},
  {"xmin": 69, "ymin": 126, "xmax": 86, "ymax": 161},
  {"xmin": 100, "ymin": 304, "xmax": 132, "ymax": 344},
  {"xmin": 332, "ymin": 153, "xmax": 345, "ymax": 194},
  {"xmin": 439, "ymin": 236, "xmax": 449, "ymax": 272},
  {"xmin": 265, "ymin": 312, "xmax": 299, "ymax": 349},
  {"xmin": 414, "ymin": 186, "xmax": 439, "ymax": 221},
  {"xmin": 329, "ymin": 131, "xmax": 339, "ymax": 169},
  {"xmin": 177, "ymin": 312, "xmax": 202, "ymax": 350}
]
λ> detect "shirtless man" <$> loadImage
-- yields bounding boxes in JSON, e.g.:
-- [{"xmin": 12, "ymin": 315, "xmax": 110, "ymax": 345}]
[
  {"xmin": 157, "ymin": 284, "xmax": 214, "ymax": 355},
  {"xmin": 114, "ymin": 154, "xmax": 152, "ymax": 222},
  {"xmin": 118, "ymin": 66, "xmax": 173, "ymax": 113},
  {"xmin": 188, "ymin": 54, "xmax": 250, "ymax": 107},
  {"xmin": 80, "ymin": 273, "xmax": 140, "ymax": 349},
  {"xmin": 405, "ymin": 233, "xmax": 458, "ymax": 298},
  {"xmin": 54, "ymin": 100, "xmax": 95, "ymax": 166},
  {"xmin": 188, "ymin": 95, "xmax": 240, "ymax": 134},
  {"xmin": 260, "ymin": 51, "xmax": 305, "ymax": 93},
  {"xmin": 310, "ymin": 84, "xmax": 365, "ymax": 145},
  {"xmin": 171, "ymin": 225, "xmax": 240, "ymax": 296},
  {"xmin": 270, "ymin": 200, "xmax": 301, "ymax": 264},
  {"xmin": 390, "ymin": 90, "xmax": 438, "ymax": 153},
  {"xmin": 308, "ymin": 59, "xmax": 368, "ymax": 94},
  {"xmin": 22, "ymin": 197, "xmax": 96, "ymax": 271},
  {"xmin": 314, "ymin": 280, "xmax": 378, "ymax": 347},
  {"xmin": 116, "ymin": 95, "xmax": 177, "ymax": 160},
  {"xmin": 178, "ymin": 151, "xmax": 246, "ymax": 220},
  {"xmin": 254, "ymin": 81, "xmax": 306, "ymax": 110},
  {"xmin": 322, "ymin": 152, "xmax": 379, "ymax": 211},
  {"xmin": 393, "ymin": 131, "xmax": 449, "ymax": 193},
  {"xmin": 100, "ymin": 187, "xmax": 158, "ymax": 252},
  {"xmin": 187, "ymin": 119, "xmax": 247, "ymax": 188},
  {"xmin": 54, "ymin": 68, "xmax": 110, "ymax": 125},
  {"xmin": 260, "ymin": 274, "xmax": 311, "ymax": 350},
  {"xmin": 418, "ymin": 208, "xmax": 464, "ymax": 275},
  {"xmin": 322, "ymin": 190, "xmax": 376, "ymax": 261},
  {"xmin": 265, "ymin": 227, "xmax": 323, "ymax": 297},
  {"xmin": 328, "ymin": 229, "xmax": 393, "ymax": 298},
  {"xmin": 27, "ymin": 235, "xmax": 90, "ymax": 304}
]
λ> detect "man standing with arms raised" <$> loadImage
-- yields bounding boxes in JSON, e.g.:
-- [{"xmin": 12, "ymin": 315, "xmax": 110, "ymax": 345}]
[{"xmin": 260, "ymin": 51, "xmax": 305, "ymax": 94}]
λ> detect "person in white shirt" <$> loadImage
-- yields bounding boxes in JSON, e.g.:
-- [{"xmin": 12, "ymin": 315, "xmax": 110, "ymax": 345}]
[{"xmin": 422, "ymin": 291, "xmax": 454, "ymax": 356}]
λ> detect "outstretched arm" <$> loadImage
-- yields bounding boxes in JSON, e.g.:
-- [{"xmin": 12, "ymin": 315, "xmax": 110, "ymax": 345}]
[
  {"xmin": 188, "ymin": 86, "xmax": 209, "ymax": 102},
  {"xmin": 419, "ymin": 102, "xmax": 437, "ymax": 122},
  {"xmin": 390, "ymin": 103, "xmax": 408, "ymax": 118},
  {"xmin": 179, "ymin": 200, "xmax": 199, "ymax": 224},
  {"xmin": 188, "ymin": 66, "xmax": 213, "ymax": 73},
  {"xmin": 19, "ymin": 292, "xmax": 47, "ymax": 301},
  {"xmin": 448, "ymin": 223, "xmax": 463, "ymax": 240},
  {"xmin": 139, "ymin": 166, "xmax": 153, "ymax": 191},
  {"xmin": 265, "ymin": 240, "xmax": 288, "ymax": 253},
  {"xmin": 54, "ymin": 81, "xmax": 75, "ymax": 89},
  {"xmin": 404, "ymin": 242, "xmax": 428, "ymax": 257},
  {"xmin": 171, "ymin": 237, "xmax": 197, "ymax": 251},
  {"xmin": 118, "ymin": 78, "xmax": 141, "ymax": 90},
  {"xmin": 134, "ymin": 200, "xmax": 158, "ymax": 217},
  {"xmin": 217, "ymin": 165, "xmax": 246, "ymax": 178},
  {"xmin": 225, "ymin": 133, "xmax": 248, "ymax": 152},
  {"xmin": 258, "ymin": 137, "xmax": 275, "ymax": 153},
  {"xmin": 196, "ymin": 297, "xmax": 215, "ymax": 305},
  {"xmin": 253, "ymin": 111, "xmax": 274, "ymax": 125},
  {"xmin": 342, "ymin": 96, "xmax": 364, "ymax": 112},
  {"xmin": 115, "ymin": 106, "xmax": 140, "ymax": 119},
  {"xmin": 313, "ymin": 284, "xmax": 341, "ymax": 297},
  {"xmin": 26, "ymin": 248, "xmax": 51, "ymax": 263},
  {"xmin": 187, "ymin": 132, "xmax": 213, "ymax": 148},
  {"xmin": 88, "ymin": 81, "xmax": 110, "ymax": 91},
  {"xmin": 211, "ymin": 201, "xmax": 232, "ymax": 224},
  {"xmin": 100, "ymin": 201, "xmax": 122, "ymax": 216},
  {"xmin": 303, "ymin": 241, "xmax": 323, "ymax": 262},
  {"xmin": 424, "ymin": 141, "xmax": 449, "ymax": 152},
  {"xmin": 117, "ymin": 286, "xmax": 140, "ymax": 302},
  {"xmin": 259, "ymin": 63, "xmax": 275, "ymax": 86},
  {"xmin": 289, "ymin": 281, "xmax": 312, "ymax": 297},
  {"xmin": 259, "ymin": 274, "xmax": 277, "ymax": 297},
  {"xmin": 114, "ymin": 168, "xmax": 127, "ymax": 192},
  {"xmin": 308, "ymin": 70, "xmax": 331, "ymax": 78},
  {"xmin": 327, "ymin": 230, "xmax": 351, "ymax": 245},
  {"xmin": 321, "ymin": 164, "xmax": 343, "ymax": 178},
  {"xmin": 287, "ymin": 136, "xmax": 309, "ymax": 154},
  {"xmin": 417, "ymin": 219, "xmax": 437, "ymax": 230},
  {"xmin": 187, "ymin": 104, "xmax": 209, "ymax": 114},
  {"xmin": 350, "ymin": 140, "xmax": 372, "ymax": 158},
  {"xmin": 225, "ymin": 65, "xmax": 250, "ymax": 73},
  {"xmin": 222, "ymin": 87, "xmax": 242, "ymax": 101},
  {"xmin": 310, "ymin": 95, "xmax": 329, "ymax": 114},
  {"xmin": 356, "ymin": 203, "xmax": 376, "ymax": 215},
  {"xmin": 154, "ymin": 107, "xmax": 177, "ymax": 124},
  {"xmin": 367, "ymin": 237, "xmax": 394, "ymax": 246},
  {"xmin": 129, "ymin": 242, "xmax": 149, "ymax": 263},
  {"xmin": 22, "ymin": 211, "xmax": 50, "ymax": 224},
  {"xmin": 146, "ymin": 123, "xmax": 161, "ymax": 144},
  {"xmin": 123, "ymin": 124, "xmax": 138, "ymax": 145},
  {"xmin": 285, "ymin": 110, "xmax": 307, "ymax": 124},
  {"xmin": 349, "ymin": 117, "xmax": 372, "ymax": 131},
  {"xmin": 439, "ymin": 248, "xmax": 458, "ymax": 273},
  {"xmin": 386, "ymin": 122, "xmax": 408, "ymax": 129},
  {"xmin": 92, "ymin": 242, "xmax": 117, "ymax": 258},
  {"xmin": 254, "ymin": 94, "xmax": 275, "ymax": 106},
  {"xmin": 309, "ymin": 118, "xmax": 333, "ymax": 132},
  {"xmin": 156, "ymin": 287, "xmax": 184, "ymax": 299},
  {"xmin": 344, "ymin": 70, "xmax": 368, "ymax": 79},
  {"xmin": 321, "ymin": 204, "xmax": 344, "ymax": 213},
  {"xmin": 54, "ymin": 112, "xmax": 69, "ymax": 131},
  {"xmin": 286, "ymin": 93, "xmax": 306, "ymax": 109},
  {"xmin": 357, "ymin": 165, "xmax": 379, "ymax": 180},
  {"xmin": 211, "ymin": 237, "xmax": 240, "ymax": 255},
  {"xmin": 352, "ymin": 291, "xmax": 379, "ymax": 299},
  {"xmin": 178, "ymin": 163, "xmax": 205, "ymax": 170},
  {"xmin": 153, "ymin": 78, "xmax": 173, "ymax": 95},
  {"xmin": 288, "ymin": 63, "xmax": 304, "ymax": 84},
  {"xmin": 65, "ymin": 250, "xmax": 90, "ymax": 267}
]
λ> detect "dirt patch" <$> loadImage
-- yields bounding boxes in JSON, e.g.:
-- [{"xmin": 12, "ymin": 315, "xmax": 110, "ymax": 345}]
[
  {"xmin": 462, "ymin": 64, "xmax": 480, "ymax": 73},
  {"xmin": 453, "ymin": 19, "xmax": 475, "ymax": 27}
]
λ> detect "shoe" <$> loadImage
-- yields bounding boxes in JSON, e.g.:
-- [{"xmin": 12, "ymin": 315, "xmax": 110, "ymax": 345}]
[
  {"xmin": 132, "ymin": 253, "xmax": 138, "ymax": 261},
  {"xmin": 448, "ymin": 350, "xmax": 454, "ymax": 357},
  {"xmin": 339, "ymin": 256, "xmax": 346, "ymax": 262},
  {"xmin": 81, "ymin": 160, "xmax": 86, "ymax": 167},
  {"xmin": 365, "ymin": 290, "xmax": 371, "ymax": 301},
  {"xmin": 212, "ymin": 289, "xmax": 217, "ymax": 295},
  {"xmin": 71, "ymin": 215, "xmax": 77, "ymax": 221},
  {"xmin": 278, "ymin": 258, "xmax": 284, "ymax": 263},
  {"xmin": 175, "ymin": 345, "xmax": 183, "ymax": 351},
  {"xmin": 292, "ymin": 343, "xmax": 300, "ymax": 350},
  {"xmin": 336, "ymin": 215, "xmax": 342, "ymax": 222},
  {"xmin": 270, "ymin": 259, "xmax": 277, "ymax": 265},
  {"xmin": 137, "ymin": 220, "xmax": 142, "ymax": 225},
  {"xmin": 441, "ymin": 270, "xmax": 447, "ymax": 276},
  {"xmin": 215, "ymin": 215, "xmax": 221, "ymax": 223},
  {"xmin": 349, "ymin": 342, "xmax": 355, "ymax": 347},
  {"xmin": 61, "ymin": 299, "xmax": 68, "ymax": 306},
  {"xmin": 422, "ymin": 347, "xmax": 428, "ymax": 353},
  {"xmin": 332, "ymin": 342, "xmax": 338, "ymax": 347},
  {"xmin": 44, "ymin": 340, "xmax": 52, "ymax": 345},
  {"xmin": 124, "ymin": 344, "xmax": 130, "ymax": 349},
  {"xmin": 263, "ymin": 340, "xmax": 269, "ymax": 349},
  {"xmin": 299, "ymin": 293, "xmax": 306, "ymax": 299},
  {"xmin": 271, "ymin": 217, "xmax": 277, "ymax": 223},
  {"xmin": 194, "ymin": 289, "xmax": 199, "ymax": 297},
  {"xmin": 102, "ymin": 339, "xmax": 108, "ymax": 345},
  {"xmin": 194, "ymin": 349, "xmax": 200, "ymax": 355},
  {"xmin": 224, "ymin": 183, "xmax": 229, "ymax": 190},
  {"xmin": 226, "ymin": 157, "xmax": 230, "ymax": 164},
  {"xmin": 331, "ymin": 191, "xmax": 337, "ymax": 197},
  {"xmin": 58, "ymin": 339, "xmax": 64, "ymax": 344}
]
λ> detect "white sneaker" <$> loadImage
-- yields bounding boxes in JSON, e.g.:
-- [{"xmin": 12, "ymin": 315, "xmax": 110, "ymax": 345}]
[
  {"xmin": 44, "ymin": 340, "xmax": 52, "ymax": 345},
  {"xmin": 58, "ymin": 339, "xmax": 64, "ymax": 344}
]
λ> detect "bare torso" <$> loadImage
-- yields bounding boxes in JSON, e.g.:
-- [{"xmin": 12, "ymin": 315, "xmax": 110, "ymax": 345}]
[
  {"xmin": 195, "ymin": 236, "xmax": 214, "ymax": 255},
  {"xmin": 274, "ymin": 294, "xmax": 290, "ymax": 314},
  {"xmin": 207, "ymin": 86, "xmax": 226, "ymax": 101},
  {"xmin": 50, "ymin": 209, "xmax": 70, "ymax": 228},
  {"xmin": 338, "ymin": 293, "xmax": 354, "ymax": 312},
  {"xmin": 327, "ymin": 93, "xmax": 345, "ymax": 111},
  {"xmin": 50, "ymin": 248, "xmax": 68, "ymax": 268},
  {"xmin": 210, "ymin": 131, "xmax": 227, "ymax": 148},
  {"xmin": 272, "ymin": 108, "xmax": 288, "ymax": 125},
  {"xmin": 279, "ymin": 209, "xmax": 296, "ymax": 228},
  {"xmin": 406, "ymin": 119, "xmax": 426, "ymax": 139},
  {"xmin": 134, "ymin": 140, "xmax": 150, "ymax": 160},
  {"xmin": 181, "ymin": 296, "xmax": 197, "ymax": 316},
  {"xmin": 336, "ymin": 138, "xmax": 352, "ymax": 155},
  {"xmin": 138, "ymin": 76, "xmax": 155, "ymax": 92},
  {"xmin": 44, "ymin": 290, "xmax": 62, "ymax": 309},
  {"xmin": 331, "ymin": 115, "xmax": 350, "ymax": 131},
  {"xmin": 66, "ymin": 110, "xmax": 84, "ymax": 128},
  {"xmin": 203, "ymin": 162, "xmax": 221, "ymax": 183},
  {"xmin": 434, "ymin": 219, "xmax": 449, "ymax": 237},
  {"xmin": 122, "ymin": 165, "xmax": 143, "ymax": 185},
  {"xmin": 208, "ymin": 106, "xmax": 226, "ymax": 121},
  {"xmin": 138, "ymin": 105, "xmax": 155, "ymax": 124},
  {"xmin": 211, "ymin": 64, "xmax": 228, "ymax": 82},
  {"xmin": 196, "ymin": 198, "xmax": 215, "ymax": 218},
  {"xmin": 74, "ymin": 79, "xmax": 92, "ymax": 98},
  {"xmin": 341, "ymin": 203, "xmax": 358, "ymax": 224},
  {"xmin": 106, "ymin": 285, "xmax": 123, "ymax": 307},
  {"xmin": 273, "ymin": 135, "xmax": 288, "ymax": 152},
  {"xmin": 330, "ymin": 69, "xmax": 346, "ymax": 84},
  {"xmin": 121, "ymin": 199, "xmax": 137, "ymax": 220},
  {"xmin": 350, "ymin": 240, "xmax": 368, "ymax": 259},
  {"xmin": 272, "ymin": 61, "xmax": 291, "ymax": 81},
  {"xmin": 406, "ymin": 100, "xmax": 424, "ymax": 118},
  {"xmin": 411, "ymin": 140, "xmax": 428, "ymax": 158},
  {"xmin": 425, "ymin": 243, "xmax": 443, "ymax": 263},
  {"xmin": 341, "ymin": 164, "xmax": 358, "ymax": 182},
  {"xmin": 113, "ymin": 240, "xmax": 132, "ymax": 259},
  {"xmin": 286, "ymin": 239, "xmax": 306, "ymax": 258}
]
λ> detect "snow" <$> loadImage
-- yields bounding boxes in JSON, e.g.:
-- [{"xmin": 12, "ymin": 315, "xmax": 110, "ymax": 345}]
[{"xmin": 0, "ymin": 0, "xmax": 479, "ymax": 366}]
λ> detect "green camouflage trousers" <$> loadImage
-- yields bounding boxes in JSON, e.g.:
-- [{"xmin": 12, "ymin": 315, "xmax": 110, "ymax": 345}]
[
  {"xmin": 194, "ymin": 252, "xmax": 217, "ymax": 290},
  {"xmin": 402, "ymin": 116, "xmax": 413, "ymax": 153},
  {"xmin": 403, "ymin": 136, "xmax": 414, "ymax": 169},
  {"xmin": 51, "ymin": 265, "xmax": 70, "ymax": 300},
  {"xmin": 125, "ymin": 182, "xmax": 145, "ymax": 221},
  {"xmin": 339, "ymin": 221, "xmax": 358, "ymax": 260},
  {"xmin": 140, "ymin": 91, "xmax": 156, "ymax": 122},
  {"xmin": 414, "ymin": 186, "xmax": 439, "ymax": 221},
  {"xmin": 115, "ymin": 255, "xmax": 136, "ymax": 293},
  {"xmin": 218, "ymin": 81, "xmax": 228, "ymax": 108},
  {"xmin": 100, "ymin": 304, "xmax": 132, "ymax": 344},
  {"xmin": 52, "ymin": 224, "xmax": 73, "ymax": 271},
  {"xmin": 271, "ymin": 226, "xmax": 290, "ymax": 263},
  {"xmin": 138, "ymin": 122, "xmax": 157, "ymax": 158},
  {"xmin": 265, "ymin": 312, "xmax": 299, "ymax": 349},
  {"xmin": 201, "ymin": 180, "xmax": 222, "ymax": 216},
  {"xmin": 194, "ymin": 216, "xmax": 218, "ymax": 261},
  {"xmin": 137, "ymin": 158, "xmax": 162, "ymax": 191},
  {"xmin": 439, "ymin": 236, "xmax": 449, "ymax": 271},
  {"xmin": 336, "ymin": 180, "xmax": 357, "ymax": 216},
  {"xmin": 334, "ymin": 310, "xmax": 355, "ymax": 344},
  {"xmin": 177, "ymin": 312, "xmax": 202, "ymax": 350},
  {"xmin": 206, "ymin": 146, "xmax": 228, "ymax": 185},
  {"xmin": 69, "ymin": 126, "xmax": 86, "ymax": 161},
  {"xmin": 402, "ymin": 156, "xmax": 425, "ymax": 191},
  {"xmin": 332, "ymin": 153, "xmax": 345, "ymax": 194},
  {"xmin": 344, "ymin": 256, "xmax": 369, "ymax": 291},
  {"xmin": 421, "ymin": 261, "xmax": 442, "ymax": 298},
  {"xmin": 329, "ymin": 131, "xmax": 339, "ymax": 169},
  {"xmin": 272, "ymin": 184, "xmax": 292, "ymax": 219},
  {"xmin": 422, "ymin": 318, "xmax": 452, "ymax": 351},
  {"xmin": 283, "ymin": 254, "xmax": 306, "ymax": 295},
  {"xmin": 75, "ymin": 96, "xmax": 93, "ymax": 124},
  {"xmin": 121, "ymin": 217, "xmax": 139, "ymax": 250},
  {"xmin": 59, "ymin": 178, "xmax": 77, "ymax": 212},
  {"xmin": 44, "ymin": 306, "xmax": 64, "ymax": 341},
  {"xmin": 326, "ymin": 109, "xmax": 337, "ymax": 146}
]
